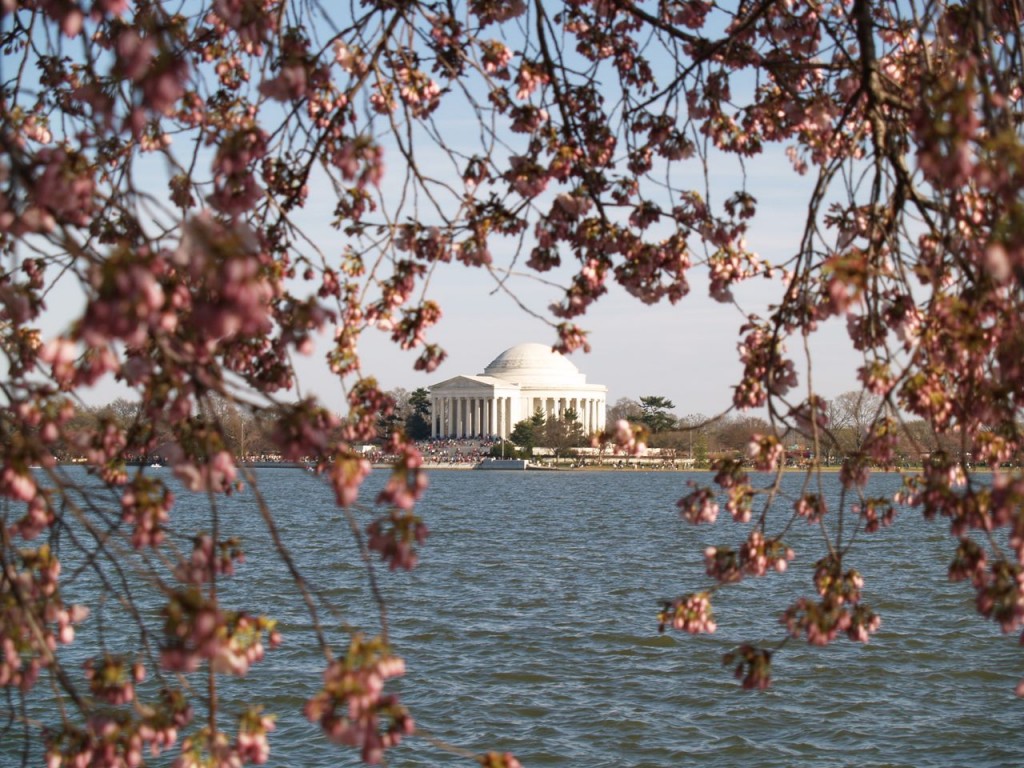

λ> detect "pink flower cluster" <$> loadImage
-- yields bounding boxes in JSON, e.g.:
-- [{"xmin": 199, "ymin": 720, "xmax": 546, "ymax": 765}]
[
  {"xmin": 172, "ymin": 720, "xmax": 274, "ymax": 768},
  {"xmin": 722, "ymin": 644, "xmax": 772, "ymax": 690},
  {"xmin": 1, "ymin": 462, "xmax": 37, "ymax": 504},
  {"xmin": 160, "ymin": 589, "xmax": 279, "ymax": 677},
  {"xmin": 10, "ymin": 494, "xmax": 54, "ymax": 541},
  {"xmin": 972, "ymin": 559, "xmax": 1024, "ymax": 636},
  {"xmin": 480, "ymin": 40, "xmax": 513, "ymax": 77},
  {"xmin": 738, "ymin": 531, "xmax": 794, "ymax": 577},
  {"xmin": 478, "ymin": 752, "xmax": 524, "ymax": 768},
  {"xmin": 379, "ymin": 439, "xmax": 427, "ymax": 506},
  {"xmin": 44, "ymin": 687, "xmax": 193, "ymax": 768},
  {"xmin": 658, "ymin": 592, "xmax": 716, "ymax": 634},
  {"xmin": 746, "ymin": 433, "xmax": 784, "ymax": 472},
  {"xmin": 270, "ymin": 400, "xmax": 342, "ymax": 462},
  {"xmin": 703, "ymin": 546, "xmax": 742, "ymax": 583},
  {"xmin": 794, "ymin": 494, "xmax": 827, "ymax": 524},
  {"xmin": 329, "ymin": 453, "xmax": 373, "ymax": 508},
  {"xmin": 414, "ymin": 343, "xmax": 447, "ymax": 373},
  {"xmin": 704, "ymin": 533, "xmax": 793, "ymax": 583},
  {"xmin": 74, "ymin": 419, "xmax": 129, "ymax": 485},
  {"xmin": 894, "ymin": 453, "xmax": 970, "ymax": 531},
  {"xmin": 235, "ymin": 706, "xmax": 276, "ymax": 764},
  {"xmin": 782, "ymin": 555, "xmax": 880, "ymax": 646},
  {"xmin": 4, "ymin": 147, "xmax": 97, "ymax": 235},
  {"xmin": 366, "ymin": 509, "xmax": 429, "ymax": 572},
  {"xmin": 857, "ymin": 498, "xmax": 896, "ymax": 534},
  {"xmin": 677, "ymin": 483, "xmax": 719, "ymax": 525},
  {"xmin": 305, "ymin": 634, "xmax": 414, "ymax": 764},
  {"xmin": 470, "ymin": 0, "xmax": 526, "ymax": 27},
  {"xmin": 364, "ymin": 438, "xmax": 430, "ymax": 571},
  {"xmin": 554, "ymin": 323, "xmax": 592, "ymax": 355},
  {"xmin": 712, "ymin": 458, "xmax": 753, "ymax": 522},
  {"xmin": 80, "ymin": 251, "xmax": 170, "ymax": 349},
  {"xmin": 174, "ymin": 215, "xmax": 278, "ymax": 348},
  {"xmin": 120, "ymin": 475, "xmax": 175, "ymax": 548},
  {"xmin": 173, "ymin": 450, "xmax": 238, "ymax": 494},
  {"xmin": 1, "ymin": 544, "xmax": 88, "ymax": 690},
  {"xmin": 395, "ymin": 66, "xmax": 442, "ymax": 118},
  {"xmin": 734, "ymin": 322, "xmax": 797, "ymax": 409},
  {"xmin": 593, "ymin": 419, "xmax": 647, "ymax": 456},
  {"xmin": 174, "ymin": 533, "xmax": 245, "ymax": 584},
  {"xmin": 83, "ymin": 654, "xmax": 145, "ymax": 705}
]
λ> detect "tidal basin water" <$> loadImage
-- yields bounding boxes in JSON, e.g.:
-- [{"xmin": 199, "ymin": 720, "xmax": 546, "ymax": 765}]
[{"xmin": 23, "ymin": 468, "xmax": 1024, "ymax": 766}]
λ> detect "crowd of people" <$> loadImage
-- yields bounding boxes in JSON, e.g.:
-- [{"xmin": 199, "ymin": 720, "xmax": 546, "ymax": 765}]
[{"xmin": 410, "ymin": 437, "xmax": 503, "ymax": 467}]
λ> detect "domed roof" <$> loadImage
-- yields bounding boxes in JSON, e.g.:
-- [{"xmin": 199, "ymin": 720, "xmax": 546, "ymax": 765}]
[{"xmin": 482, "ymin": 342, "xmax": 585, "ymax": 385}]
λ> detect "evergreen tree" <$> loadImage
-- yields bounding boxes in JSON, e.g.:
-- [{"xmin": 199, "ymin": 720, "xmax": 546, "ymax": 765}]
[{"xmin": 638, "ymin": 396, "xmax": 677, "ymax": 434}]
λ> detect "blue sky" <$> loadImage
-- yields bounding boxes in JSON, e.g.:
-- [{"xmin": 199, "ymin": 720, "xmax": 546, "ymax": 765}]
[
  {"xmin": 289, "ymin": 148, "xmax": 864, "ymax": 419},
  {"xmin": 19, "ymin": 4, "xmax": 869, "ymax": 420},
  {"xmin": 30, "ymin": 123, "xmax": 864, "ymax": 419}
]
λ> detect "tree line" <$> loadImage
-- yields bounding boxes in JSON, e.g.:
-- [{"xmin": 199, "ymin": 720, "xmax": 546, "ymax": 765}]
[
  {"xmin": 605, "ymin": 393, "xmax": 1000, "ymax": 468},
  {"xmin": 54, "ymin": 388, "xmax": 999, "ymax": 469}
]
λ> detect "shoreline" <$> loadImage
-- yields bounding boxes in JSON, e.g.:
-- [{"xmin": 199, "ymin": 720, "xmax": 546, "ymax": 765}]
[{"xmin": 412, "ymin": 463, "xmax": 855, "ymax": 473}]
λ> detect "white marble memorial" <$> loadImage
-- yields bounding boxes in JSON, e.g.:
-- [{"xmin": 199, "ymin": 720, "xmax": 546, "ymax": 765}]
[{"xmin": 429, "ymin": 342, "xmax": 607, "ymax": 439}]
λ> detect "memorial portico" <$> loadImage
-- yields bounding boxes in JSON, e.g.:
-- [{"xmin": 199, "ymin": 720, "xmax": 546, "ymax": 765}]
[{"xmin": 429, "ymin": 343, "xmax": 607, "ymax": 439}]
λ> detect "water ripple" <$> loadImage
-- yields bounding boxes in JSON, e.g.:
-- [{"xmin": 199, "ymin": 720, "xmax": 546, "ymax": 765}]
[{"xmin": 14, "ymin": 468, "xmax": 1024, "ymax": 767}]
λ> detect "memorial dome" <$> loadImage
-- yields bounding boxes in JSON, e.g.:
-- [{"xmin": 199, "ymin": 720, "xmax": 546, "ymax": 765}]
[
  {"xmin": 431, "ymin": 341, "xmax": 606, "ymax": 439},
  {"xmin": 482, "ymin": 342, "xmax": 585, "ymax": 386}
]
